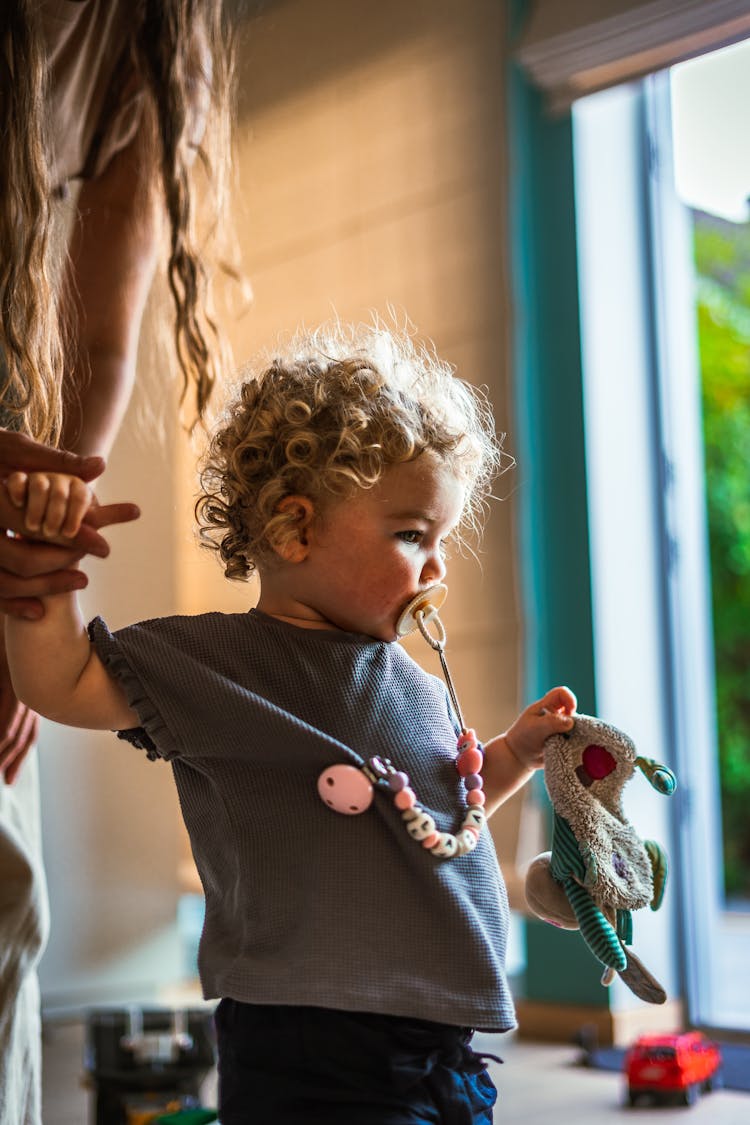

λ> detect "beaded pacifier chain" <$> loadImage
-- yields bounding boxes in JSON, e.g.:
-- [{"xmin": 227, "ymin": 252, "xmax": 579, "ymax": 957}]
[{"xmin": 316, "ymin": 584, "xmax": 486, "ymax": 859}]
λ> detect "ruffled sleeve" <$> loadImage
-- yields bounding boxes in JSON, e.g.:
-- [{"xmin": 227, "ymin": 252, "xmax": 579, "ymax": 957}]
[{"xmin": 88, "ymin": 616, "xmax": 182, "ymax": 761}]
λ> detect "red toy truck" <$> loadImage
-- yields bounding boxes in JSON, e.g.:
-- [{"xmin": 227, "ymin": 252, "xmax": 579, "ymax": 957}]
[{"xmin": 625, "ymin": 1031, "xmax": 722, "ymax": 1107}]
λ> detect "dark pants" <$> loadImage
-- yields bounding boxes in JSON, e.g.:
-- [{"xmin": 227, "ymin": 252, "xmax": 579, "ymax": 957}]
[{"xmin": 214, "ymin": 1000, "xmax": 498, "ymax": 1124}]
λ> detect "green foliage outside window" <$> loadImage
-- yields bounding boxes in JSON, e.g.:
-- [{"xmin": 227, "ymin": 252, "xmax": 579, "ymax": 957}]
[{"xmin": 694, "ymin": 211, "xmax": 750, "ymax": 901}]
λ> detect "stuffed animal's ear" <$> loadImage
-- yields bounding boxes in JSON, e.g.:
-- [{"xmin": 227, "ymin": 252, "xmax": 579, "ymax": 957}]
[
  {"xmin": 618, "ymin": 949, "xmax": 667, "ymax": 1004},
  {"xmin": 635, "ymin": 756, "xmax": 677, "ymax": 796},
  {"xmin": 524, "ymin": 854, "xmax": 578, "ymax": 929}
]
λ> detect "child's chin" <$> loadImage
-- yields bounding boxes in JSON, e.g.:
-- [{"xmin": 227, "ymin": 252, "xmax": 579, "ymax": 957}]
[{"xmin": 360, "ymin": 621, "xmax": 397, "ymax": 642}]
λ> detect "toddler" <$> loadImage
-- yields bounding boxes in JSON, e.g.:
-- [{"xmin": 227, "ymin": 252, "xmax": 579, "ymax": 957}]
[{"xmin": 4, "ymin": 322, "xmax": 575, "ymax": 1124}]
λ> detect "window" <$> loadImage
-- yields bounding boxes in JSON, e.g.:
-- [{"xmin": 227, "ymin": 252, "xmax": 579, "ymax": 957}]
[{"xmin": 573, "ymin": 46, "xmax": 750, "ymax": 1031}]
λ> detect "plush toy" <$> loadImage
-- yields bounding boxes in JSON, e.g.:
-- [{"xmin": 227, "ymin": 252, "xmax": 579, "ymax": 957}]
[{"xmin": 524, "ymin": 713, "xmax": 677, "ymax": 1005}]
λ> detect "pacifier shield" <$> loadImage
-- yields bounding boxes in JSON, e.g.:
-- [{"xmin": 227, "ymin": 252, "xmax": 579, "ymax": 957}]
[{"xmin": 395, "ymin": 584, "xmax": 448, "ymax": 637}]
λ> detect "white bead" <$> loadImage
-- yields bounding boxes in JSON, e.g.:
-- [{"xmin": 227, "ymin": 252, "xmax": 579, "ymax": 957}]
[
  {"xmin": 401, "ymin": 806, "xmax": 422, "ymax": 822},
  {"xmin": 430, "ymin": 833, "xmax": 459, "ymax": 858},
  {"xmin": 406, "ymin": 812, "xmax": 436, "ymax": 841},
  {"xmin": 456, "ymin": 828, "xmax": 479, "ymax": 854},
  {"xmin": 462, "ymin": 808, "xmax": 486, "ymax": 832}
]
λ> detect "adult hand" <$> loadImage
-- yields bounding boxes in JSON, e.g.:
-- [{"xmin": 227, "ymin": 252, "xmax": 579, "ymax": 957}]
[
  {"xmin": 0, "ymin": 612, "xmax": 38, "ymax": 785},
  {"xmin": 0, "ymin": 489, "xmax": 140, "ymax": 619},
  {"xmin": 0, "ymin": 430, "xmax": 140, "ymax": 617},
  {"xmin": 0, "ymin": 430, "xmax": 105, "ymax": 484}
]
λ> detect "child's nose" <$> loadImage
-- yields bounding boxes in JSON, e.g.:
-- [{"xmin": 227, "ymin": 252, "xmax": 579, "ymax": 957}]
[{"xmin": 421, "ymin": 549, "xmax": 446, "ymax": 584}]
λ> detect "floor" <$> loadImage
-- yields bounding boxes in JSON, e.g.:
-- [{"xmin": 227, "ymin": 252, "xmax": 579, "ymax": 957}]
[{"xmin": 42, "ymin": 1018, "xmax": 749, "ymax": 1124}]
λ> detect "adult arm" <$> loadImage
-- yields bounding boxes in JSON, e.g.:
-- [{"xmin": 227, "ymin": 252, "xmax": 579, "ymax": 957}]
[
  {"xmin": 0, "ymin": 121, "xmax": 157, "ymax": 775},
  {"xmin": 0, "ymin": 115, "xmax": 157, "ymax": 610},
  {"xmin": 60, "ymin": 117, "xmax": 161, "ymax": 457},
  {"xmin": 0, "ymin": 484, "xmax": 139, "ymax": 618}
]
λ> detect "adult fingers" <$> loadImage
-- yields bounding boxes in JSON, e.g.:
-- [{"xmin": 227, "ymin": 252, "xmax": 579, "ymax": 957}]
[
  {"xmin": 0, "ymin": 534, "xmax": 86, "ymax": 579},
  {"xmin": 1, "ymin": 712, "xmax": 39, "ymax": 784},
  {"xmin": 0, "ymin": 488, "xmax": 138, "ymax": 555},
  {"xmin": 0, "ymin": 567, "xmax": 88, "ymax": 606},
  {"xmin": 0, "ymin": 597, "xmax": 45, "ymax": 621},
  {"xmin": 0, "ymin": 432, "xmax": 105, "ymax": 482},
  {"xmin": 83, "ymin": 501, "xmax": 141, "ymax": 530},
  {"xmin": 60, "ymin": 501, "xmax": 140, "ymax": 558},
  {"xmin": 0, "ymin": 680, "xmax": 19, "ymax": 747}
]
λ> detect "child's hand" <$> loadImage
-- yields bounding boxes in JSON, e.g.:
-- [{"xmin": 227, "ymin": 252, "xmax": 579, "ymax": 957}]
[
  {"xmin": 504, "ymin": 686, "xmax": 577, "ymax": 771},
  {"xmin": 4, "ymin": 471, "xmax": 95, "ymax": 542}
]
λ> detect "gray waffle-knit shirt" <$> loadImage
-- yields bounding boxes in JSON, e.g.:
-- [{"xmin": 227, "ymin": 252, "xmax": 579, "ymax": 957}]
[{"xmin": 90, "ymin": 608, "xmax": 517, "ymax": 1031}]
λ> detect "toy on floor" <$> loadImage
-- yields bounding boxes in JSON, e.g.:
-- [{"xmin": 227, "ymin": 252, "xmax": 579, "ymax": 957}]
[
  {"xmin": 524, "ymin": 713, "xmax": 676, "ymax": 1004},
  {"xmin": 625, "ymin": 1031, "xmax": 722, "ymax": 1106}
]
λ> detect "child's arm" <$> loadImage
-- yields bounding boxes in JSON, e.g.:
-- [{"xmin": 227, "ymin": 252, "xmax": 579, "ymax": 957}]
[
  {"xmin": 3, "ymin": 472, "xmax": 139, "ymax": 731},
  {"xmin": 481, "ymin": 686, "xmax": 576, "ymax": 817},
  {"xmin": 6, "ymin": 590, "xmax": 138, "ymax": 730}
]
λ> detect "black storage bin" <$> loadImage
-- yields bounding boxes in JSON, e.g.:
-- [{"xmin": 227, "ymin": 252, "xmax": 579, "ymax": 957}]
[{"xmin": 84, "ymin": 1007, "xmax": 216, "ymax": 1125}]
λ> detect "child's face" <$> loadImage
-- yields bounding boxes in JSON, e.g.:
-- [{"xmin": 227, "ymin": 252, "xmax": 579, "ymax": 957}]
[{"xmin": 288, "ymin": 454, "xmax": 465, "ymax": 641}]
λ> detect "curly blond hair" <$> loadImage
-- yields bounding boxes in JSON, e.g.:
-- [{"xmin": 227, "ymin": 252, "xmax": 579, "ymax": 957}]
[{"xmin": 196, "ymin": 321, "xmax": 504, "ymax": 580}]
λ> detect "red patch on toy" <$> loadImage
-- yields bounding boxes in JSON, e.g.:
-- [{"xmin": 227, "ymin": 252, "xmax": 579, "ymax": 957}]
[{"xmin": 582, "ymin": 743, "xmax": 617, "ymax": 779}]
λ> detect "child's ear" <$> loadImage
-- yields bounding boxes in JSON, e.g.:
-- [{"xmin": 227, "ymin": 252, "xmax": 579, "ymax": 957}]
[{"xmin": 271, "ymin": 495, "xmax": 314, "ymax": 563}]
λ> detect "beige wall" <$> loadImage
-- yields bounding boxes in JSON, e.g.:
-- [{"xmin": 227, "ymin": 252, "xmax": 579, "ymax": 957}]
[
  {"xmin": 40, "ymin": 0, "xmax": 526, "ymax": 1004},
  {"xmin": 180, "ymin": 0, "xmax": 521, "ymax": 737}
]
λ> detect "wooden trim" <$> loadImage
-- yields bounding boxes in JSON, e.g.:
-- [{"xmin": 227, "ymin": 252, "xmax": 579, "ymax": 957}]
[
  {"xmin": 516, "ymin": 0, "xmax": 750, "ymax": 111},
  {"xmin": 515, "ymin": 997, "xmax": 686, "ymax": 1047}
]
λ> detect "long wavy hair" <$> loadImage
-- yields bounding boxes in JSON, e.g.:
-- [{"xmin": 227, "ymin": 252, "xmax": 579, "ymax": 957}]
[{"xmin": 0, "ymin": 0, "xmax": 235, "ymax": 445}]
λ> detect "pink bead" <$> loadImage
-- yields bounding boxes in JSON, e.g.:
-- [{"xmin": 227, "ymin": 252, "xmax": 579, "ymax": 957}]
[
  {"xmin": 456, "ymin": 729, "xmax": 478, "ymax": 754},
  {"xmin": 421, "ymin": 831, "xmax": 441, "ymax": 849},
  {"xmin": 457, "ymin": 746, "xmax": 483, "ymax": 776},
  {"xmin": 394, "ymin": 787, "xmax": 416, "ymax": 810},
  {"xmin": 467, "ymin": 789, "xmax": 486, "ymax": 806}
]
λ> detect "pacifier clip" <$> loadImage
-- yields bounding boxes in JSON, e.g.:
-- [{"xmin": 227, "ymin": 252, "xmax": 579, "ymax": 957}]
[{"xmin": 316, "ymin": 585, "xmax": 486, "ymax": 859}]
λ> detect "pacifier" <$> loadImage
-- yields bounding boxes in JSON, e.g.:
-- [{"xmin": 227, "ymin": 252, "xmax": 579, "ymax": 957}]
[
  {"xmin": 316, "ymin": 581, "xmax": 485, "ymax": 859},
  {"xmin": 394, "ymin": 584, "xmax": 448, "ymax": 638},
  {"xmin": 394, "ymin": 584, "xmax": 465, "ymax": 732}
]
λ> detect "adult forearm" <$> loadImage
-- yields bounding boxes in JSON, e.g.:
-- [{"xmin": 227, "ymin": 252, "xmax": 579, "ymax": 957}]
[
  {"xmin": 60, "ymin": 129, "xmax": 161, "ymax": 458},
  {"xmin": 61, "ymin": 350, "xmax": 138, "ymax": 458}
]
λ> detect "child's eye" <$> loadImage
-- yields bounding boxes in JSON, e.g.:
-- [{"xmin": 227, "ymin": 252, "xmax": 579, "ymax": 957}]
[{"xmin": 397, "ymin": 530, "xmax": 422, "ymax": 544}]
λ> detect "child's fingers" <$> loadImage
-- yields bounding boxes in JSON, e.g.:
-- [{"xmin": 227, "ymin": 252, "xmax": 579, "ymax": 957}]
[
  {"xmin": 539, "ymin": 685, "xmax": 577, "ymax": 717},
  {"xmin": 4, "ymin": 471, "xmax": 29, "ymax": 509},
  {"xmin": 40, "ymin": 475, "xmax": 73, "ymax": 536},
  {"xmin": 58, "ymin": 478, "xmax": 94, "ymax": 538},
  {"xmin": 23, "ymin": 474, "xmax": 52, "ymax": 532},
  {"xmin": 17, "ymin": 472, "xmax": 94, "ymax": 538},
  {"xmin": 40, "ymin": 474, "xmax": 86, "ymax": 537}
]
